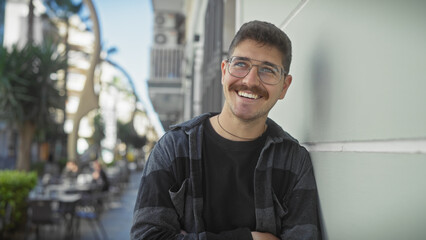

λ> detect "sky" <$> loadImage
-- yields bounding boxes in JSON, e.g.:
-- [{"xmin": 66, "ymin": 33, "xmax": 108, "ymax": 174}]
[{"xmin": 91, "ymin": 0, "xmax": 165, "ymax": 135}]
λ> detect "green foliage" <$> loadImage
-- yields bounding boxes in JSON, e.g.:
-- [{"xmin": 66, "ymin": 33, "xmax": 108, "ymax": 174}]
[
  {"xmin": 92, "ymin": 111, "xmax": 105, "ymax": 146},
  {"xmin": 0, "ymin": 170, "xmax": 37, "ymax": 233},
  {"xmin": 30, "ymin": 161, "xmax": 45, "ymax": 178},
  {"xmin": 117, "ymin": 120, "xmax": 147, "ymax": 149},
  {"xmin": 0, "ymin": 44, "xmax": 36, "ymax": 123},
  {"xmin": 57, "ymin": 157, "xmax": 68, "ymax": 172},
  {"xmin": 0, "ymin": 41, "xmax": 67, "ymax": 141},
  {"xmin": 45, "ymin": 0, "xmax": 83, "ymax": 20}
]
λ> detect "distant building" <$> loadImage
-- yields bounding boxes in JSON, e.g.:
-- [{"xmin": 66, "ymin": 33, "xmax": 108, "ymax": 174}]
[{"xmin": 148, "ymin": 0, "xmax": 186, "ymax": 130}]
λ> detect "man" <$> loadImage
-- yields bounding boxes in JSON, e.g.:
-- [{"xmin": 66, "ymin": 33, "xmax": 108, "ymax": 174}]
[{"xmin": 131, "ymin": 20, "xmax": 321, "ymax": 240}]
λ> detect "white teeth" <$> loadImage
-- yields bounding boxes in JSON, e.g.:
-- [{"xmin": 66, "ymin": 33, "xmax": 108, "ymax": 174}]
[{"xmin": 238, "ymin": 91, "xmax": 259, "ymax": 99}]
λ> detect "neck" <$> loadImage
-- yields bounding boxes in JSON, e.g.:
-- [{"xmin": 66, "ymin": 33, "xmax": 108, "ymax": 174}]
[{"xmin": 214, "ymin": 113, "xmax": 266, "ymax": 141}]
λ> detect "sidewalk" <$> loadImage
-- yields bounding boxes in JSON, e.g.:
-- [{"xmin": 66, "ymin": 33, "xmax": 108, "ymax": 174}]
[{"xmin": 78, "ymin": 168, "xmax": 142, "ymax": 240}]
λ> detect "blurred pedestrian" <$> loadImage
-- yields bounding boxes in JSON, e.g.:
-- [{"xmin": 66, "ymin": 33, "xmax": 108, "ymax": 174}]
[
  {"xmin": 92, "ymin": 160, "xmax": 109, "ymax": 192},
  {"xmin": 41, "ymin": 153, "xmax": 61, "ymax": 185},
  {"xmin": 61, "ymin": 161, "xmax": 79, "ymax": 180}
]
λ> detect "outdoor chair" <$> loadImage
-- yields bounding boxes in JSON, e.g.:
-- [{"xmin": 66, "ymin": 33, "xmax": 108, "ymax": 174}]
[
  {"xmin": 27, "ymin": 199, "xmax": 61, "ymax": 239},
  {"xmin": 75, "ymin": 191, "xmax": 108, "ymax": 240},
  {"xmin": 57, "ymin": 196, "xmax": 80, "ymax": 240}
]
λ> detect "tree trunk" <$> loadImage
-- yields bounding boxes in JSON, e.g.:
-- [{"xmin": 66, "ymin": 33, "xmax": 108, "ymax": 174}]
[
  {"xmin": 27, "ymin": 0, "xmax": 34, "ymax": 44},
  {"xmin": 16, "ymin": 121, "xmax": 36, "ymax": 171}
]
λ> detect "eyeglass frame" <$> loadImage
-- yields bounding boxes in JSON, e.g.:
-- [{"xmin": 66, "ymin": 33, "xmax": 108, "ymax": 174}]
[{"xmin": 225, "ymin": 56, "xmax": 287, "ymax": 85}]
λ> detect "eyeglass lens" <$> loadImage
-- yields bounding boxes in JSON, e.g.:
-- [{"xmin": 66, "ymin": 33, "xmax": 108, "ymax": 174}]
[{"xmin": 228, "ymin": 57, "xmax": 282, "ymax": 85}]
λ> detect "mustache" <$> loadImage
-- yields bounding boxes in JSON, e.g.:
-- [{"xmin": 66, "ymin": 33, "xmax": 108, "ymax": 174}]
[{"xmin": 229, "ymin": 83, "xmax": 269, "ymax": 98}]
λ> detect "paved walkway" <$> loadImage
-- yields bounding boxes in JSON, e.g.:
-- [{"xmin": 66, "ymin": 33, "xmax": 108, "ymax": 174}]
[{"xmin": 78, "ymin": 169, "xmax": 142, "ymax": 240}]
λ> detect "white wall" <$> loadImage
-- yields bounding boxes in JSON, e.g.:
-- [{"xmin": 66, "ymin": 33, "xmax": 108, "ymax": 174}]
[
  {"xmin": 238, "ymin": 0, "xmax": 426, "ymax": 239},
  {"xmin": 4, "ymin": 0, "xmax": 44, "ymax": 48}
]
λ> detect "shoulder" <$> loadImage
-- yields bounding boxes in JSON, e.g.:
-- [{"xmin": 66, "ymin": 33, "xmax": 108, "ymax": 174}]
[
  {"xmin": 159, "ymin": 112, "xmax": 217, "ymax": 149},
  {"xmin": 265, "ymin": 118, "xmax": 302, "ymax": 146},
  {"xmin": 265, "ymin": 118, "xmax": 311, "ymax": 165},
  {"xmin": 147, "ymin": 113, "xmax": 215, "ymax": 168},
  {"xmin": 159, "ymin": 112, "xmax": 215, "ymax": 145},
  {"xmin": 169, "ymin": 112, "xmax": 216, "ymax": 132}
]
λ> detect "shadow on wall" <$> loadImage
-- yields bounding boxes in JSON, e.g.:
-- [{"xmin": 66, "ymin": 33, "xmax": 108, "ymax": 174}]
[{"xmin": 310, "ymin": 38, "xmax": 333, "ymax": 141}]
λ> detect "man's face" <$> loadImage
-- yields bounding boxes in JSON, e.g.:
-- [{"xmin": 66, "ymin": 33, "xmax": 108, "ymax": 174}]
[{"xmin": 221, "ymin": 39, "xmax": 292, "ymax": 121}]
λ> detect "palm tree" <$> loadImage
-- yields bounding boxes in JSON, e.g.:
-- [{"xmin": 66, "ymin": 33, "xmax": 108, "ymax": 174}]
[
  {"xmin": 44, "ymin": 0, "xmax": 84, "ymax": 89},
  {"xmin": 104, "ymin": 47, "xmax": 142, "ymax": 103},
  {"xmin": 117, "ymin": 113, "xmax": 147, "ymax": 151},
  {"xmin": 45, "ymin": 0, "xmax": 83, "ymax": 24},
  {"xmin": 0, "ymin": 41, "xmax": 67, "ymax": 171},
  {"xmin": 27, "ymin": 0, "xmax": 35, "ymax": 44}
]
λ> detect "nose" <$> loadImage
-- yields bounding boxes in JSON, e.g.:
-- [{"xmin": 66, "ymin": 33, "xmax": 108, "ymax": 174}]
[{"xmin": 242, "ymin": 65, "xmax": 261, "ymax": 86}]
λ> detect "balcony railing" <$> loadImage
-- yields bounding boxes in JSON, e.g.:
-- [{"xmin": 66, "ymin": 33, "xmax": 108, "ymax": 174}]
[{"xmin": 150, "ymin": 46, "xmax": 184, "ymax": 81}]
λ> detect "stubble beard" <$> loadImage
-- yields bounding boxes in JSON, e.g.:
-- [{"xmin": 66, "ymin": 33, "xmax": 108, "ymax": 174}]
[{"xmin": 225, "ymin": 82, "xmax": 272, "ymax": 122}]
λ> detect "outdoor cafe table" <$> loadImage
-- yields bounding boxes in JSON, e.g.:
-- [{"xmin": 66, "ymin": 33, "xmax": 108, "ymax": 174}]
[
  {"xmin": 45, "ymin": 182, "xmax": 97, "ymax": 195},
  {"xmin": 28, "ymin": 188, "xmax": 82, "ymax": 239}
]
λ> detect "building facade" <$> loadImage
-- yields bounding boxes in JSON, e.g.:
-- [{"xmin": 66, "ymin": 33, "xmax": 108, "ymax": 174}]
[{"xmin": 148, "ymin": 0, "xmax": 186, "ymax": 130}]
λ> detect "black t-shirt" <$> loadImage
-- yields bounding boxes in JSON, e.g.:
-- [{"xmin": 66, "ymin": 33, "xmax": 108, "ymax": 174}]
[{"xmin": 202, "ymin": 118, "xmax": 268, "ymax": 234}]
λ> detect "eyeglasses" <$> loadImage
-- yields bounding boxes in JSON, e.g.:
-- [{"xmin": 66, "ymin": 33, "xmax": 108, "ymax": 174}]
[{"xmin": 226, "ymin": 56, "xmax": 286, "ymax": 85}]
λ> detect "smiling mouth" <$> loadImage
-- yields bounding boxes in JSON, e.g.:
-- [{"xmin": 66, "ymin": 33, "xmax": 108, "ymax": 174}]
[{"xmin": 237, "ymin": 91, "xmax": 261, "ymax": 100}]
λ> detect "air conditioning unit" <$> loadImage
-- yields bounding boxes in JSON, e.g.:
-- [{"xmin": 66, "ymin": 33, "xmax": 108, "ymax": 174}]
[
  {"xmin": 154, "ymin": 29, "xmax": 178, "ymax": 47},
  {"xmin": 154, "ymin": 12, "xmax": 176, "ymax": 29}
]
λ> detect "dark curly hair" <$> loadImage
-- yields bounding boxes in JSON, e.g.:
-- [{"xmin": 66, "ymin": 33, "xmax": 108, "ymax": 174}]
[{"xmin": 227, "ymin": 20, "xmax": 292, "ymax": 74}]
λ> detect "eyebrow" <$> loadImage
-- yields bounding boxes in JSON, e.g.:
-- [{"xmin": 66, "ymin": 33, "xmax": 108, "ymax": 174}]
[{"xmin": 234, "ymin": 56, "xmax": 279, "ymax": 69}]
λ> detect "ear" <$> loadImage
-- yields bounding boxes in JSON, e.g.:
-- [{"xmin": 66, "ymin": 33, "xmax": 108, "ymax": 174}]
[
  {"xmin": 279, "ymin": 74, "xmax": 292, "ymax": 99},
  {"xmin": 221, "ymin": 60, "xmax": 227, "ymax": 84}
]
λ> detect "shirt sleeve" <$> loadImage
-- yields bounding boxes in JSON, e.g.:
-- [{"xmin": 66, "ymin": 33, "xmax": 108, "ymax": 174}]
[
  {"xmin": 131, "ymin": 138, "xmax": 183, "ymax": 240},
  {"xmin": 279, "ymin": 150, "xmax": 322, "ymax": 240}
]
